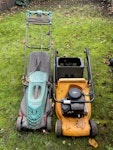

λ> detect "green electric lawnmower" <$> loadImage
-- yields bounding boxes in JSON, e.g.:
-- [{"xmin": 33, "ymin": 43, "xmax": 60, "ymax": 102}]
[{"xmin": 16, "ymin": 10, "xmax": 53, "ymax": 131}]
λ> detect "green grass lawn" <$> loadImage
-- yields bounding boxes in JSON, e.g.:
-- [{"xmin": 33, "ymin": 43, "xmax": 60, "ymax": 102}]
[{"xmin": 0, "ymin": 0, "xmax": 113, "ymax": 149}]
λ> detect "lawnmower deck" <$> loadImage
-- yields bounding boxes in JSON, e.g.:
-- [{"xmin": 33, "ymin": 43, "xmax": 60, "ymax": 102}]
[{"xmin": 55, "ymin": 78, "xmax": 91, "ymax": 137}]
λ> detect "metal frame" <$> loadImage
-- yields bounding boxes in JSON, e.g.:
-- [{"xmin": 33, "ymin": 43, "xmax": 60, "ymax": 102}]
[{"xmin": 24, "ymin": 10, "xmax": 52, "ymax": 77}]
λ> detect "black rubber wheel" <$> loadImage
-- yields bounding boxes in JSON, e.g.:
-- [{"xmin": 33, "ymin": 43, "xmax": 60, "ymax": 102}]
[
  {"xmin": 109, "ymin": 58, "xmax": 113, "ymax": 66},
  {"xmin": 47, "ymin": 116, "xmax": 52, "ymax": 132},
  {"xmin": 89, "ymin": 120, "xmax": 98, "ymax": 137},
  {"xmin": 16, "ymin": 117, "xmax": 22, "ymax": 131},
  {"xmin": 55, "ymin": 119, "xmax": 62, "ymax": 137}
]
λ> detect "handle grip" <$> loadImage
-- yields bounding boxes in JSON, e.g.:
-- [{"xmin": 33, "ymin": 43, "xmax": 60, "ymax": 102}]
[{"xmin": 27, "ymin": 10, "xmax": 52, "ymax": 17}]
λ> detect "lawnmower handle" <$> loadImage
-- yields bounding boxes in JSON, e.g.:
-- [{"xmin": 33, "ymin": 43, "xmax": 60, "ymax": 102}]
[
  {"xmin": 84, "ymin": 48, "xmax": 93, "ymax": 84},
  {"xmin": 26, "ymin": 10, "xmax": 52, "ymax": 17},
  {"xmin": 84, "ymin": 48, "xmax": 95, "ymax": 102},
  {"xmin": 53, "ymin": 92, "xmax": 94, "ymax": 104}
]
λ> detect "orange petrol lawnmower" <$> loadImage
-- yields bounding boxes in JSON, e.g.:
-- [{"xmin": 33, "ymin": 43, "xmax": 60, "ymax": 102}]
[{"xmin": 53, "ymin": 48, "xmax": 98, "ymax": 137}]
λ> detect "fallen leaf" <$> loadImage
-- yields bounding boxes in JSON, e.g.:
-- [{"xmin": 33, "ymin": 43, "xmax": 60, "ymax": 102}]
[
  {"xmin": 58, "ymin": 4, "xmax": 61, "ymax": 8},
  {"xmin": 66, "ymin": 44, "xmax": 70, "ymax": 48},
  {"xmin": 109, "ymin": 69, "xmax": 113, "ymax": 73},
  {"xmin": 96, "ymin": 73, "xmax": 100, "ymax": 76},
  {"xmin": 64, "ymin": 54, "xmax": 68, "ymax": 57},
  {"xmin": 89, "ymin": 138, "xmax": 98, "ymax": 148},
  {"xmin": 22, "ymin": 39, "xmax": 26, "ymax": 44},
  {"xmin": 68, "ymin": 143, "xmax": 71, "ymax": 146},
  {"xmin": 75, "ymin": 119, "xmax": 85, "ymax": 129},
  {"xmin": 105, "ymin": 60, "xmax": 110, "ymax": 65},
  {"xmin": 62, "ymin": 140, "xmax": 66, "ymax": 144},
  {"xmin": 42, "ymin": 129, "xmax": 49, "ymax": 135},
  {"xmin": 51, "ymin": 41, "xmax": 54, "ymax": 45}
]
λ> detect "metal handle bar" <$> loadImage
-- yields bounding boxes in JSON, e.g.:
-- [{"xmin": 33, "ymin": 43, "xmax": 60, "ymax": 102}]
[
  {"xmin": 84, "ymin": 48, "xmax": 92, "ymax": 84},
  {"xmin": 53, "ymin": 94, "xmax": 94, "ymax": 104},
  {"xmin": 27, "ymin": 10, "xmax": 52, "ymax": 17},
  {"xmin": 84, "ymin": 48, "xmax": 95, "ymax": 102}
]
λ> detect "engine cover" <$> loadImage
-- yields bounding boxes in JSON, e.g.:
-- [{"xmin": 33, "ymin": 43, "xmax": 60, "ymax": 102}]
[{"xmin": 61, "ymin": 88, "xmax": 87, "ymax": 117}]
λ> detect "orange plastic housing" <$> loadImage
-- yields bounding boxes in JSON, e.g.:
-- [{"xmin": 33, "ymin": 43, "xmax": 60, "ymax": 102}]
[{"xmin": 55, "ymin": 78, "xmax": 91, "ymax": 137}]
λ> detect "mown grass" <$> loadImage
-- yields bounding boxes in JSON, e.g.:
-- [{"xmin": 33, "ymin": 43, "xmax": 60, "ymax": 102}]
[{"xmin": 0, "ymin": 0, "xmax": 113, "ymax": 149}]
